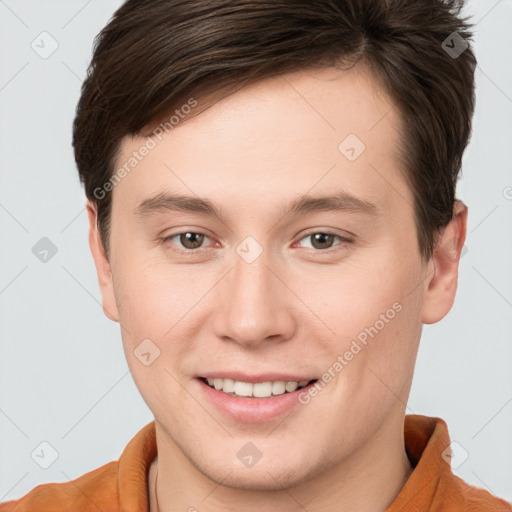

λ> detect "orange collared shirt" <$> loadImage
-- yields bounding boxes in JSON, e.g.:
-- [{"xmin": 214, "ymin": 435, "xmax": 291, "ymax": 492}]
[{"xmin": 2, "ymin": 415, "xmax": 510, "ymax": 511}]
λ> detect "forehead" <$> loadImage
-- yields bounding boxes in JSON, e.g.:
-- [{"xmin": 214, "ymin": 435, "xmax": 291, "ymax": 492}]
[
  {"xmin": 112, "ymin": 64, "xmax": 410, "ymax": 219},
  {"xmin": 164, "ymin": 64, "xmax": 400, "ymax": 156}
]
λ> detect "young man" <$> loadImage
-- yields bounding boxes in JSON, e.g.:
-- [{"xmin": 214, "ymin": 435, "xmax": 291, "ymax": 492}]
[{"xmin": 2, "ymin": 0, "xmax": 510, "ymax": 511}]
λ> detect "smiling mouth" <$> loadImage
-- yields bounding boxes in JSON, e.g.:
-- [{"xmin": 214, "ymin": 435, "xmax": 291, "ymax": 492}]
[{"xmin": 199, "ymin": 377, "xmax": 318, "ymax": 398}]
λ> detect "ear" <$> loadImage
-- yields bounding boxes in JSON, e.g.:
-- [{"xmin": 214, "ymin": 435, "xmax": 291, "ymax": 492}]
[
  {"xmin": 421, "ymin": 200, "xmax": 468, "ymax": 324},
  {"xmin": 86, "ymin": 200, "xmax": 120, "ymax": 323}
]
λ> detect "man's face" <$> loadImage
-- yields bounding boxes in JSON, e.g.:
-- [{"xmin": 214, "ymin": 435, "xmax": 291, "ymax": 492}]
[{"xmin": 90, "ymin": 65, "xmax": 441, "ymax": 490}]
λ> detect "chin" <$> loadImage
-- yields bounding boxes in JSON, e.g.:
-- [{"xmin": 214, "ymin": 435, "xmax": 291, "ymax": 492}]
[
  {"xmin": 205, "ymin": 466, "xmax": 311, "ymax": 492},
  {"xmin": 194, "ymin": 453, "xmax": 324, "ymax": 492}
]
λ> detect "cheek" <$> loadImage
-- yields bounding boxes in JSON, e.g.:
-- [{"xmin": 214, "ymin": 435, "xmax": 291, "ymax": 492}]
[
  {"xmin": 113, "ymin": 261, "xmax": 198, "ymax": 408},
  {"xmin": 301, "ymin": 255, "xmax": 416, "ymax": 331},
  {"xmin": 303, "ymin": 256, "xmax": 423, "ymax": 378},
  {"xmin": 112, "ymin": 257, "xmax": 201, "ymax": 337}
]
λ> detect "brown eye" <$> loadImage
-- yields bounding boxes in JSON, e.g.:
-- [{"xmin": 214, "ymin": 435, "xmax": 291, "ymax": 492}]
[
  {"xmin": 309, "ymin": 233, "xmax": 336, "ymax": 250},
  {"xmin": 178, "ymin": 232, "xmax": 205, "ymax": 249},
  {"xmin": 162, "ymin": 231, "xmax": 210, "ymax": 251},
  {"xmin": 296, "ymin": 231, "xmax": 352, "ymax": 252}
]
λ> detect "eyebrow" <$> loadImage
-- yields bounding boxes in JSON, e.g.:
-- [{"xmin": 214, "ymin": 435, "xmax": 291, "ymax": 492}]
[{"xmin": 133, "ymin": 190, "xmax": 379, "ymax": 220}]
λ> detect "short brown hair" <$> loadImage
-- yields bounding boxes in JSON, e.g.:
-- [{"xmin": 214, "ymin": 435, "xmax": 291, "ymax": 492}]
[{"xmin": 72, "ymin": 0, "xmax": 477, "ymax": 261}]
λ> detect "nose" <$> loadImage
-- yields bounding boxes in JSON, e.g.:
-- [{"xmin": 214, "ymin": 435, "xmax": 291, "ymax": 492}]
[{"xmin": 212, "ymin": 248, "xmax": 297, "ymax": 349}]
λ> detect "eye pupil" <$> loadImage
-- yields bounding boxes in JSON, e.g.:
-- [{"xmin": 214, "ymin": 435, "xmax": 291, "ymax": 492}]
[
  {"xmin": 181, "ymin": 232, "xmax": 204, "ymax": 249},
  {"xmin": 311, "ymin": 233, "xmax": 334, "ymax": 249}
]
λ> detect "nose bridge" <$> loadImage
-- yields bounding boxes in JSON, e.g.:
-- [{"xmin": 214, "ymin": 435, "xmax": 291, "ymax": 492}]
[{"xmin": 213, "ymin": 240, "xmax": 295, "ymax": 346}]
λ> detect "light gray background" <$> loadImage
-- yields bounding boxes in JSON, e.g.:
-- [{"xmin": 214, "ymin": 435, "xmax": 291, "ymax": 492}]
[{"xmin": 1, "ymin": 0, "xmax": 511, "ymax": 504}]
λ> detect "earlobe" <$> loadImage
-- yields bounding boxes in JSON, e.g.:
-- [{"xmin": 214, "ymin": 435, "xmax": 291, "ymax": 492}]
[
  {"xmin": 421, "ymin": 200, "xmax": 468, "ymax": 324},
  {"xmin": 85, "ymin": 199, "xmax": 120, "ymax": 323}
]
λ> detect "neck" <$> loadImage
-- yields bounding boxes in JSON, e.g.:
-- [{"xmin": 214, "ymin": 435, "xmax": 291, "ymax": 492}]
[{"xmin": 148, "ymin": 415, "xmax": 413, "ymax": 512}]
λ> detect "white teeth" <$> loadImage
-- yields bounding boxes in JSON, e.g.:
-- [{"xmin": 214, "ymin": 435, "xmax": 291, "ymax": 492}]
[
  {"xmin": 223, "ymin": 378, "xmax": 235, "ymax": 393},
  {"xmin": 272, "ymin": 381, "xmax": 286, "ymax": 395},
  {"xmin": 285, "ymin": 381, "xmax": 298, "ymax": 392},
  {"xmin": 253, "ymin": 382, "xmax": 272, "ymax": 398},
  {"xmin": 204, "ymin": 377, "xmax": 312, "ymax": 397},
  {"xmin": 234, "ymin": 381, "xmax": 253, "ymax": 397}
]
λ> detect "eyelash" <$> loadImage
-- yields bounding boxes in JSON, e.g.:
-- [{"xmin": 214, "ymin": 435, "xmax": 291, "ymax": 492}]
[{"xmin": 159, "ymin": 230, "xmax": 353, "ymax": 255}]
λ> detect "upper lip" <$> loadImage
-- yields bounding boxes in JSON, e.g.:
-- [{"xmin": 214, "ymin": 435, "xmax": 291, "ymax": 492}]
[{"xmin": 199, "ymin": 372, "xmax": 317, "ymax": 383}]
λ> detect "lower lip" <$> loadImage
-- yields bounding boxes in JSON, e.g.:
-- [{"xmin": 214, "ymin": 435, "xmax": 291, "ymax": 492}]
[{"xmin": 196, "ymin": 378, "xmax": 316, "ymax": 423}]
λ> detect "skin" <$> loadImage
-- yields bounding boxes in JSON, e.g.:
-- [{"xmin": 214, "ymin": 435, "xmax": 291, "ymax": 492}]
[{"xmin": 87, "ymin": 64, "xmax": 467, "ymax": 512}]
